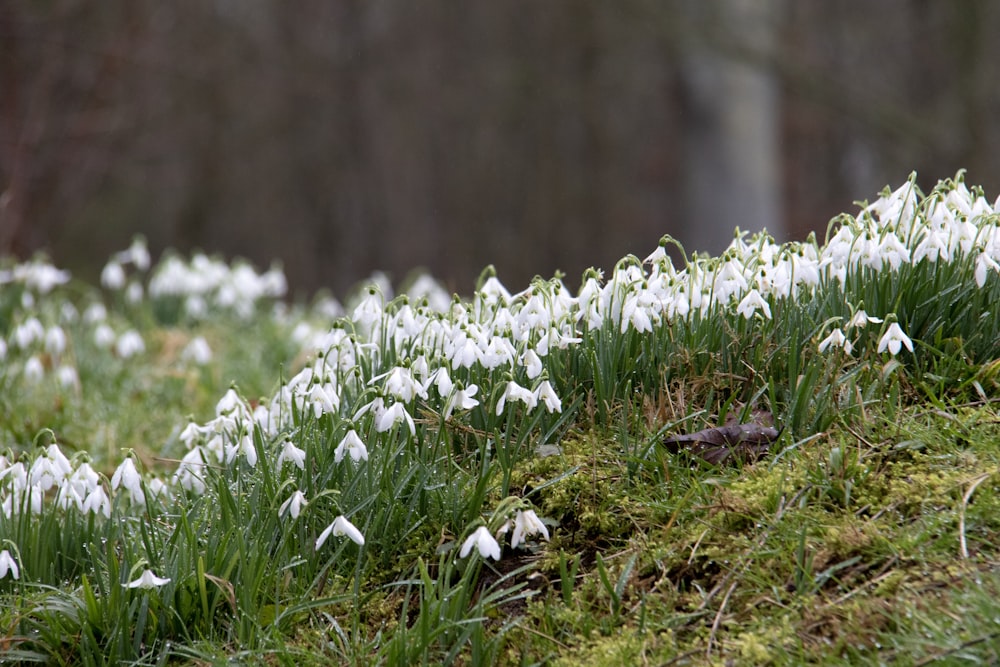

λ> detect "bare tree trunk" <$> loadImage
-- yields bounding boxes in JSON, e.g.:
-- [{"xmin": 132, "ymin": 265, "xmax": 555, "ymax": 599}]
[{"xmin": 678, "ymin": 0, "xmax": 785, "ymax": 255}]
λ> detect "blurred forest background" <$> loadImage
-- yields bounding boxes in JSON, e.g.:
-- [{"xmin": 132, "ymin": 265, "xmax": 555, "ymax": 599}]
[{"xmin": 2, "ymin": 0, "xmax": 999, "ymax": 297}]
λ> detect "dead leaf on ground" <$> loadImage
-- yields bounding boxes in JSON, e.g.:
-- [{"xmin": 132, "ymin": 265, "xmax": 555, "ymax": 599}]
[{"xmin": 663, "ymin": 418, "xmax": 780, "ymax": 466}]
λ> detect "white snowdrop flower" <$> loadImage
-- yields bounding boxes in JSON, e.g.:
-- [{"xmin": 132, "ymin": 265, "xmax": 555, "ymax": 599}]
[
  {"xmin": 19, "ymin": 262, "xmax": 70, "ymax": 293},
  {"xmin": 975, "ymin": 252, "xmax": 1000, "ymax": 288},
  {"xmin": 380, "ymin": 366, "xmax": 427, "ymax": 403},
  {"xmin": 147, "ymin": 477, "xmax": 170, "ymax": 501},
  {"xmin": 14, "ymin": 317, "xmax": 44, "ymax": 349},
  {"xmin": 184, "ymin": 295, "xmax": 207, "ymax": 319},
  {"xmin": 82, "ymin": 486, "xmax": 111, "ymax": 518},
  {"xmin": 101, "ymin": 261, "xmax": 126, "ymax": 290},
  {"xmin": 351, "ymin": 396, "xmax": 384, "ymax": 423},
  {"xmin": 277, "ymin": 440, "xmax": 306, "ymax": 470},
  {"xmin": 534, "ymin": 380, "xmax": 562, "ymax": 414},
  {"xmin": 279, "ymin": 490, "xmax": 308, "ymax": 520},
  {"xmin": 181, "ymin": 336, "xmax": 213, "ymax": 365},
  {"xmin": 335, "ymin": 430, "xmax": 369, "ymax": 463},
  {"xmin": 111, "ymin": 457, "xmax": 146, "ymax": 505},
  {"xmin": 376, "ymin": 402, "xmax": 416, "ymax": 436},
  {"xmin": 736, "ymin": 289, "xmax": 772, "ymax": 320},
  {"xmin": 522, "ymin": 348, "xmax": 543, "ymax": 379},
  {"xmin": 352, "ymin": 289, "xmax": 383, "ymax": 330},
  {"xmin": 23, "ymin": 356, "xmax": 45, "ymax": 383},
  {"xmin": 308, "ymin": 383, "xmax": 338, "ymax": 418},
  {"xmin": 225, "ymin": 433, "xmax": 257, "ymax": 468},
  {"xmin": 509, "ymin": 509, "xmax": 550, "ymax": 549},
  {"xmin": 125, "ymin": 281, "xmax": 144, "ymax": 304},
  {"xmin": 713, "ymin": 259, "xmax": 749, "ymax": 303},
  {"xmin": 83, "ymin": 302, "xmax": 108, "ymax": 324},
  {"xmin": 818, "ymin": 328, "xmax": 853, "ymax": 355},
  {"xmin": 912, "ymin": 226, "xmax": 951, "ymax": 264},
  {"xmin": 44, "ymin": 444, "xmax": 73, "ymax": 479},
  {"xmin": 215, "ymin": 388, "xmax": 246, "ymax": 416},
  {"xmin": 431, "ymin": 367, "xmax": 454, "ymax": 398},
  {"xmin": 115, "ymin": 330, "xmax": 145, "ymax": 358},
  {"xmin": 480, "ymin": 336, "xmax": 516, "ymax": 370},
  {"xmin": 316, "ymin": 515, "xmax": 365, "ymax": 549},
  {"xmin": 877, "ymin": 233, "xmax": 911, "ymax": 270},
  {"xmin": 643, "ymin": 241, "xmax": 668, "ymax": 265},
  {"xmin": 173, "ymin": 448, "xmax": 208, "ymax": 495},
  {"xmin": 847, "ymin": 310, "xmax": 882, "ymax": 329},
  {"xmin": 477, "ymin": 276, "xmax": 512, "ymax": 310},
  {"xmin": 56, "ymin": 364, "xmax": 80, "ymax": 390},
  {"xmin": 56, "ymin": 484, "xmax": 84, "ymax": 512},
  {"xmin": 44, "ymin": 326, "xmax": 67, "ymax": 356},
  {"xmin": 94, "ymin": 323, "xmax": 116, "ymax": 349},
  {"xmin": 119, "ymin": 237, "xmax": 151, "ymax": 271},
  {"xmin": 179, "ymin": 421, "xmax": 207, "ymax": 449},
  {"xmin": 29, "ymin": 456, "xmax": 60, "ymax": 491},
  {"xmin": 442, "ymin": 383, "xmax": 479, "ymax": 420},
  {"xmin": 0, "ymin": 339, "xmax": 6, "ymax": 360},
  {"xmin": 878, "ymin": 322, "xmax": 914, "ymax": 356},
  {"xmin": 450, "ymin": 336, "xmax": 481, "ymax": 370},
  {"xmin": 621, "ymin": 292, "xmax": 654, "ymax": 334},
  {"xmin": 459, "ymin": 526, "xmax": 501, "ymax": 561},
  {"xmin": 0, "ymin": 550, "xmax": 19, "ymax": 580},
  {"xmin": 496, "ymin": 380, "xmax": 537, "ymax": 416},
  {"xmin": 124, "ymin": 570, "xmax": 171, "ymax": 590},
  {"xmin": 517, "ymin": 293, "xmax": 551, "ymax": 332},
  {"xmin": 857, "ymin": 234, "xmax": 884, "ymax": 272}
]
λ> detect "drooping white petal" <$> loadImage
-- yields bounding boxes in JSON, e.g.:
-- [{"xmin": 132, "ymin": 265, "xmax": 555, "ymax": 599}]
[
  {"xmin": 124, "ymin": 569, "xmax": 171, "ymax": 589},
  {"xmin": 459, "ymin": 526, "xmax": 501, "ymax": 560}
]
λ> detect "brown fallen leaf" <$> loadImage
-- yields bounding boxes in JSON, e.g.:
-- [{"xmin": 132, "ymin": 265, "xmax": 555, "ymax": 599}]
[{"xmin": 663, "ymin": 422, "xmax": 780, "ymax": 465}]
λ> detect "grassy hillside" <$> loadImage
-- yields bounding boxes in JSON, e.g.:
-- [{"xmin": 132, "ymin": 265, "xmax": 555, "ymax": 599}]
[{"xmin": 2, "ymin": 173, "xmax": 1000, "ymax": 665}]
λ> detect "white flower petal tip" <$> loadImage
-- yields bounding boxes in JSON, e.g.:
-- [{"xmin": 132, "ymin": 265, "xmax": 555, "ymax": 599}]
[{"xmin": 124, "ymin": 569, "xmax": 171, "ymax": 589}]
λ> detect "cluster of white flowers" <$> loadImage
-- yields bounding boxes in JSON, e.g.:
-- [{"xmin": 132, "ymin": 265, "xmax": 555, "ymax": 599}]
[
  {"xmin": 0, "ymin": 258, "xmax": 70, "ymax": 298},
  {"xmin": 0, "ymin": 444, "xmax": 166, "ymax": 521},
  {"xmin": 148, "ymin": 253, "xmax": 287, "ymax": 320},
  {"xmin": 3, "ymin": 175, "xmax": 1000, "ymax": 562}
]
